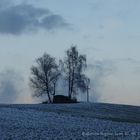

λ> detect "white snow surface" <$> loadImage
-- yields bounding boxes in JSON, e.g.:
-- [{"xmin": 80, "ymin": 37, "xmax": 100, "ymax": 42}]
[{"xmin": 0, "ymin": 103, "xmax": 140, "ymax": 140}]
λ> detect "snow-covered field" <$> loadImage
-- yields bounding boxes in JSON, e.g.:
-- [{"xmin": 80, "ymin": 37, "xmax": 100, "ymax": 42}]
[{"xmin": 0, "ymin": 103, "xmax": 140, "ymax": 140}]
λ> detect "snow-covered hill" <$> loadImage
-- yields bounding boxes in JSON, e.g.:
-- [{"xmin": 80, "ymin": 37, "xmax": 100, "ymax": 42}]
[{"xmin": 0, "ymin": 103, "xmax": 140, "ymax": 139}]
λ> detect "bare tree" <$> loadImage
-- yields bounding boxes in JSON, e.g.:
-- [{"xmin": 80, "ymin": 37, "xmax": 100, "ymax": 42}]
[
  {"xmin": 61, "ymin": 46, "xmax": 88, "ymax": 100},
  {"xmin": 30, "ymin": 53, "xmax": 60, "ymax": 103}
]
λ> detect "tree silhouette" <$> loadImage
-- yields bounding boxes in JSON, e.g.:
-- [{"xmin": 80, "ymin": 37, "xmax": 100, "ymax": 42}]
[
  {"xmin": 30, "ymin": 53, "xmax": 60, "ymax": 103},
  {"xmin": 61, "ymin": 46, "xmax": 88, "ymax": 100}
]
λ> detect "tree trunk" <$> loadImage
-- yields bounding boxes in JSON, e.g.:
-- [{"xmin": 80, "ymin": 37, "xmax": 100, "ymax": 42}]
[
  {"xmin": 53, "ymin": 81, "xmax": 56, "ymax": 100},
  {"xmin": 47, "ymin": 92, "xmax": 52, "ymax": 103},
  {"xmin": 68, "ymin": 57, "xmax": 72, "ymax": 99},
  {"xmin": 68, "ymin": 73, "xmax": 71, "ymax": 99},
  {"xmin": 70, "ymin": 65, "xmax": 75, "ymax": 99},
  {"xmin": 47, "ymin": 85, "xmax": 52, "ymax": 103},
  {"xmin": 87, "ymin": 87, "xmax": 89, "ymax": 102}
]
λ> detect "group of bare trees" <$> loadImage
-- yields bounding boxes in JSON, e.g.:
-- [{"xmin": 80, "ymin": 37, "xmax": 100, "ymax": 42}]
[{"xmin": 30, "ymin": 46, "xmax": 90, "ymax": 103}]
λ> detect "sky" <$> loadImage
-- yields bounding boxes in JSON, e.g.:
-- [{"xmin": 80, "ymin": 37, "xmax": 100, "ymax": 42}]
[{"xmin": 0, "ymin": 0, "xmax": 140, "ymax": 105}]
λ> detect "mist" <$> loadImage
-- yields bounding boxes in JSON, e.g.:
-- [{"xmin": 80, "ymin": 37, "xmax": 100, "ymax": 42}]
[
  {"xmin": 0, "ymin": 69, "xmax": 35, "ymax": 104},
  {"xmin": 77, "ymin": 60, "xmax": 115, "ymax": 102}
]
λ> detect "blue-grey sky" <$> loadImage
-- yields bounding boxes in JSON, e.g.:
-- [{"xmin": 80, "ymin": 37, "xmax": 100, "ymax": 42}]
[{"xmin": 0, "ymin": 0, "xmax": 140, "ymax": 105}]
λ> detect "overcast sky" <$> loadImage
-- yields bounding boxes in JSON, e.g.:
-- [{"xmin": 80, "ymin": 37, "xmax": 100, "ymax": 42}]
[{"xmin": 0, "ymin": 0, "xmax": 140, "ymax": 105}]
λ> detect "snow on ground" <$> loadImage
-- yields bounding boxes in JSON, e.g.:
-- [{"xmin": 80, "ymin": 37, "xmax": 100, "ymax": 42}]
[{"xmin": 0, "ymin": 103, "xmax": 140, "ymax": 139}]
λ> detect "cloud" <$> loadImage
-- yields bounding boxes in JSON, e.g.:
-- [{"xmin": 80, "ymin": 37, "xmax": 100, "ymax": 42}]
[
  {"xmin": 120, "ymin": 58, "xmax": 140, "ymax": 65},
  {"xmin": 114, "ymin": 58, "xmax": 140, "ymax": 75},
  {"xmin": 0, "ymin": 2, "xmax": 69, "ymax": 35},
  {"xmin": 99, "ymin": 19, "xmax": 123, "ymax": 32},
  {"xmin": 0, "ymin": 0, "xmax": 12, "ymax": 8}
]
